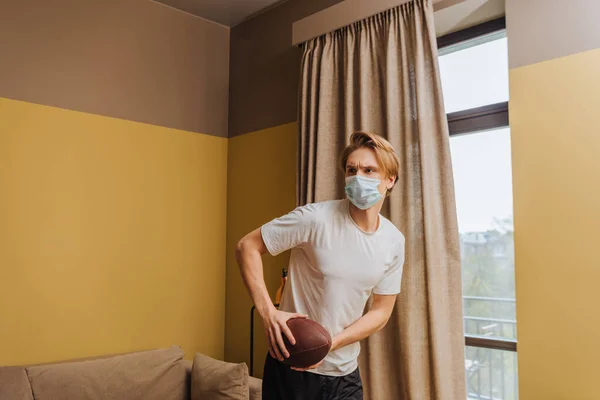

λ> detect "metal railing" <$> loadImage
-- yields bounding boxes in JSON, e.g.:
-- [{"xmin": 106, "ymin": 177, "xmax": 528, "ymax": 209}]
[
  {"xmin": 463, "ymin": 296, "xmax": 517, "ymax": 348},
  {"xmin": 463, "ymin": 296, "xmax": 518, "ymax": 400}
]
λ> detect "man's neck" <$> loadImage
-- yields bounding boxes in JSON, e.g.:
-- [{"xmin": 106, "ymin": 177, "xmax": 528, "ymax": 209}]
[{"xmin": 348, "ymin": 201, "xmax": 382, "ymax": 233}]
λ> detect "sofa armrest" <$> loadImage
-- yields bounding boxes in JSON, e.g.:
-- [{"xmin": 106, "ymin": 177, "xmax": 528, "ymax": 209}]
[
  {"xmin": 191, "ymin": 354, "xmax": 260, "ymax": 400},
  {"xmin": 248, "ymin": 376, "xmax": 262, "ymax": 400}
]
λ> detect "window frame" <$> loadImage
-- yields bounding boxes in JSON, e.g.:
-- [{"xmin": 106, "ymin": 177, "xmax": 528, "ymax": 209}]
[{"xmin": 437, "ymin": 17, "xmax": 517, "ymax": 353}]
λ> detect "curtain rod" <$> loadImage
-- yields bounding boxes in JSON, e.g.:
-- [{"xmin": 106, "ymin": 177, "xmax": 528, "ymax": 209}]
[{"xmin": 292, "ymin": 0, "xmax": 465, "ymax": 46}]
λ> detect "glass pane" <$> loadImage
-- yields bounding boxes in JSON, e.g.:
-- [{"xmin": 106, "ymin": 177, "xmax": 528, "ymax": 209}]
[
  {"xmin": 450, "ymin": 128, "xmax": 516, "ymax": 342},
  {"xmin": 465, "ymin": 346, "xmax": 518, "ymax": 400},
  {"xmin": 439, "ymin": 32, "xmax": 509, "ymax": 113}
]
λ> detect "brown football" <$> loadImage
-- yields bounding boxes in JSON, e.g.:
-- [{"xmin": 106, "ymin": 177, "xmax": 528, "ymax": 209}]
[{"xmin": 282, "ymin": 318, "xmax": 332, "ymax": 369}]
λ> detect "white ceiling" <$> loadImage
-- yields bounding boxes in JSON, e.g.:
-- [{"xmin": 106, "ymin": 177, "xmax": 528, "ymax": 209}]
[{"xmin": 153, "ymin": 0, "xmax": 287, "ymax": 27}]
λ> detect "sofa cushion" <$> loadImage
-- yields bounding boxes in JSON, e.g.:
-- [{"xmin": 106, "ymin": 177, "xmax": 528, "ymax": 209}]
[
  {"xmin": 248, "ymin": 376, "xmax": 262, "ymax": 400},
  {"xmin": 0, "ymin": 366, "xmax": 34, "ymax": 400},
  {"xmin": 26, "ymin": 346, "xmax": 187, "ymax": 400},
  {"xmin": 191, "ymin": 353, "xmax": 248, "ymax": 400}
]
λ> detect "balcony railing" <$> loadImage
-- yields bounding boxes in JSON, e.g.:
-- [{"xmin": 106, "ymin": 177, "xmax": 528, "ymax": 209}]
[{"xmin": 463, "ymin": 296, "xmax": 518, "ymax": 400}]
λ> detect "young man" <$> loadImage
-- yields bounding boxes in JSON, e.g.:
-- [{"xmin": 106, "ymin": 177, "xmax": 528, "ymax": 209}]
[{"xmin": 236, "ymin": 131, "xmax": 405, "ymax": 400}]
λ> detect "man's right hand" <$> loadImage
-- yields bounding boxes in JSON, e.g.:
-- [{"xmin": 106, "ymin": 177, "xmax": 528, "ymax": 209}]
[
  {"xmin": 262, "ymin": 309, "xmax": 307, "ymax": 361},
  {"xmin": 234, "ymin": 228, "xmax": 307, "ymax": 361}
]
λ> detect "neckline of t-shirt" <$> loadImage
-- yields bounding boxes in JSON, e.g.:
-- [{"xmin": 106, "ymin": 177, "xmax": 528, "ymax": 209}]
[{"xmin": 344, "ymin": 199, "xmax": 383, "ymax": 235}]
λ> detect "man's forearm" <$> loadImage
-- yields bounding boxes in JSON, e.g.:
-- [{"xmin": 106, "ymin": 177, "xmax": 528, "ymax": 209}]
[
  {"xmin": 331, "ymin": 308, "xmax": 390, "ymax": 351},
  {"xmin": 235, "ymin": 243, "xmax": 276, "ymax": 319}
]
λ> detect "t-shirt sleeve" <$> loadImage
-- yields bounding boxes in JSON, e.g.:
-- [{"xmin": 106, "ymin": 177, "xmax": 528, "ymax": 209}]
[
  {"xmin": 260, "ymin": 203, "xmax": 318, "ymax": 256},
  {"xmin": 373, "ymin": 235, "xmax": 405, "ymax": 295}
]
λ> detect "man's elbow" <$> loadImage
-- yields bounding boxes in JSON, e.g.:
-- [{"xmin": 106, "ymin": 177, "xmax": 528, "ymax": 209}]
[
  {"xmin": 235, "ymin": 232, "xmax": 263, "ymax": 264},
  {"xmin": 371, "ymin": 294, "xmax": 397, "ymax": 332},
  {"xmin": 235, "ymin": 237, "xmax": 250, "ymax": 264},
  {"xmin": 374, "ymin": 308, "xmax": 394, "ymax": 332},
  {"xmin": 377, "ymin": 314, "xmax": 391, "ymax": 332}
]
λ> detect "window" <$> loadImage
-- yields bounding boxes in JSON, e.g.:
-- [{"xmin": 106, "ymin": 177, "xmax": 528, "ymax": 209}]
[
  {"xmin": 439, "ymin": 33, "xmax": 509, "ymax": 113},
  {"xmin": 438, "ymin": 18, "xmax": 518, "ymax": 400}
]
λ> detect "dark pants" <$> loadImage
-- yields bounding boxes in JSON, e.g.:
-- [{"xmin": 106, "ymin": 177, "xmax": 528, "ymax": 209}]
[{"xmin": 262, "ymin": 354, "xmax": 363, "ymax": 400}]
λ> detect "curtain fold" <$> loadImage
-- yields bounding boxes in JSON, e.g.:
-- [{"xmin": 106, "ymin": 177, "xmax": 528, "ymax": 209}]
[{"xmin": 297, "ymin": 0, "xmax": 466, "ymax": 399}]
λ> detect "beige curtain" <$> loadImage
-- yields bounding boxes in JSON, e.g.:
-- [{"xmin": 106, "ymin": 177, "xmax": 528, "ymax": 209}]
[{"xmin": 297, "ymin": 0, "xmax": 466, "ymax": 399}]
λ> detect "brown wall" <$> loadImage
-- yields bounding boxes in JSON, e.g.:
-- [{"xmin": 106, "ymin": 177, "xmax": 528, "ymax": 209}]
[
  {"xmin": 0, "ymin": 0, "xmax": 230, "ymax": 137},
  {"xmin": 228, "ymin": 0, "xmax": 343, "ymax": 138}
]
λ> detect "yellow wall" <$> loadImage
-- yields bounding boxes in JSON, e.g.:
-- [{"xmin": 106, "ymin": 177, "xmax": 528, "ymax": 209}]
[
  {"xmin": 510, "ymin": 49, "xmax": 600, "ymax": 399},
  {"xmin": 224, "ymin": 123, "xmax": 297, "ymax": 377},
  {"xmin": 0, "ymin": 97, "xmax": 228, "ymax": 365}
]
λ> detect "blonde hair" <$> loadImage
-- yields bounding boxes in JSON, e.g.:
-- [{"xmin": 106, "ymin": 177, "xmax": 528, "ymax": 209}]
[{"xmin": 339, "ymin": 131, "xmax": 400, "ymax": 193}]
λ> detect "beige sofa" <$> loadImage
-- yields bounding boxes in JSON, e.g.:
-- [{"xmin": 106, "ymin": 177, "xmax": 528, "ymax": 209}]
[{"xmin": 0, "ymin": 346, "xmax": 261, "ymax": 400}]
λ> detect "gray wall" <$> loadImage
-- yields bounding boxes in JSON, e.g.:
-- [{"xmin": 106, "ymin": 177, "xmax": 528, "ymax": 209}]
[
  {"xmin": 0, "ymin": 0, "xmax": 230, "ymax": 137},
  {"xmin": 506, "ymin": 0, "xmax": 600, "ymax": 68},
  {"xmin": 228, "ymin": 0, "xmax": 344, "ymax": 137}
]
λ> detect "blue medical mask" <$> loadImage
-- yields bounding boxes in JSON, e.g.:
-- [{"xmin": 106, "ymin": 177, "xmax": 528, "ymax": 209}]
[{"xmin": 344, "ymin": 175, "xmax": 383, "ymax": 210}]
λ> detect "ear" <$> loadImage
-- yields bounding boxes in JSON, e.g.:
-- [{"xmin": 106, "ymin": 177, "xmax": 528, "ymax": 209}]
[{"xmin": 386, "ymin": 175, "xmax": 396, "ymax": 190}]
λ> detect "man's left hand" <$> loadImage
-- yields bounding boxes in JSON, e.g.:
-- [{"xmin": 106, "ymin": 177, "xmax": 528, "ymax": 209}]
[{"xmin": 289, "ymin": 335, "xmax": 340, "ymax": 372}]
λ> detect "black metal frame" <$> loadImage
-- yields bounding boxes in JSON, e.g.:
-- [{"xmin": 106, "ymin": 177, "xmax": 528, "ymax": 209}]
[
  {"xmin": 466, "ymin": 335, "xmax": 517, "ymax": 352},
  {"xmin": 440, "ymin": 17, "xmax": 516, "ymax": 354},
  {"xmin": 249, "ymin": 304, "xmax": 278, "ymax": 376},
  {"xmin": 250, "ymin": 306, "xmax": 256, "ymax": 376},
  {"xmin": 437, "ymin": 16, "xmax": 506, "ymax": 50},
  {"xmin": 448, "ymin": 102, "xmax": 509, "ymax": 136}
]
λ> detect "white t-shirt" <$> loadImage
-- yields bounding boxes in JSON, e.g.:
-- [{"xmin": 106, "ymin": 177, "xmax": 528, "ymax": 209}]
[{"xmin": 261, "ymin": 199, "xmax": 405, "ymax": 376}]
